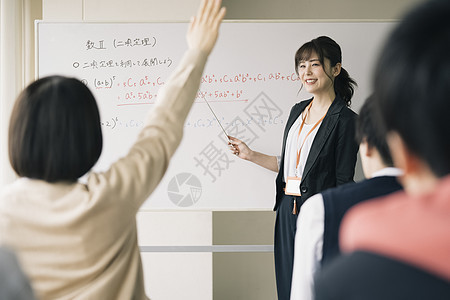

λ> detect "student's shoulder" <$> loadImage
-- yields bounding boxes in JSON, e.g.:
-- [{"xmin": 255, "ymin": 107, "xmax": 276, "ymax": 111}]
[
  {"xmin": 343, "ymin": 191, "xmax": 404, "ymax": 225},
  {"xmin": 0, "ymin": 247, "xmax": 24, "ymax": 277},
  {"xmin": 321, "ymin": 179, "xmax": 359, "ymax": 198},
  {"xmin": 315, "ymin": 250, "xmax": 450, "ymax": 300},
  {"xmin": 323, "ymin": 176, "xmax": 401, "ymax": 203},
  {"xmin": 340, "ymin": 190, "xmax": 408, "ymax": 250},
  {"xmin": 0, "ymin": 178, "xmax": 32, "ymax": 200},
  {"xmin": 347, "ymin": 189, "xmax": 408, "ymax": 219},
  {"xmin": 0, "ymin": 247, "xmax": 15, "ymax": 261}
]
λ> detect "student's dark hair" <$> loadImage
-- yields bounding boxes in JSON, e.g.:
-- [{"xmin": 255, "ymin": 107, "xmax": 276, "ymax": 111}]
[
  {"xmin": 355, "ymin": 96, "xmax": 393, "ymax": 167},
  {"xmin": 295, "ymin": 36, "xmax": 357, "ymax": 106},
  {"xmin": 9, "ymin": 76, "xmax": 103, "ymax": 182},
  {"xmin": 372, "ymin": 0, "xmax": 450, "ymax": 177}
]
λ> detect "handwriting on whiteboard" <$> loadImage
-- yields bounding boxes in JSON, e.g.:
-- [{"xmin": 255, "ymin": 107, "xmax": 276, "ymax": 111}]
[
  {"xmin": 86, "ymin": 37, "xmax": 157, "ymax": 50},
  {"xmin": 73, "ymin": 57, "xmax": 173, "ymax": 70},
  {"xmin": 193, "ymin": 91, "xmax": 284, "ymax": 183},
  {"xmin": 81, "ymin": 72, "xmax": 299, "ymax": 107}
]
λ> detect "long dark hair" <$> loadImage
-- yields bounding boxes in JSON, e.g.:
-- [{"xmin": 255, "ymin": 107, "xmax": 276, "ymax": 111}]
[{"xmin": 295, "ymin": 36, "xmax": 357, "ymax": 106}]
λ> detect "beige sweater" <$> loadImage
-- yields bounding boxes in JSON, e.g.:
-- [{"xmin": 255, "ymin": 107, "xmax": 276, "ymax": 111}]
[{"xmin": 0, "ymin": 48, "xmax": 208, "ymax": 300}]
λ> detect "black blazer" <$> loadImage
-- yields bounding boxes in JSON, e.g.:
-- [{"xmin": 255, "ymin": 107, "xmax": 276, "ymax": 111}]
[{"xmin": 274, "ymin": 96, "xmax": 358, "ymax": 211}]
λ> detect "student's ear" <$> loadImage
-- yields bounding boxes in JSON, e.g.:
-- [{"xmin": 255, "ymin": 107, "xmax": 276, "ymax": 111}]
[
  {"xmin": 359, "ymin": 140, "xmax": 372, "ymax": 179},
  {"xmin": 359, "ymin": 140, "xmax": 371, "ymax": 158},
  {"xmin": 387, "ymin": 131, "xmax": 417, "ymax": 175}
]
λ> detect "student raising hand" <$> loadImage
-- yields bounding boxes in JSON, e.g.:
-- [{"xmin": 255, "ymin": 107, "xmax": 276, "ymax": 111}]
[
  {"xmin": 187, "ymin": 0, "xmax": 226, "ymax": 54},
  {"xmin": 0, "ymin": 0, "xmax": 226, "ymax": 299}
]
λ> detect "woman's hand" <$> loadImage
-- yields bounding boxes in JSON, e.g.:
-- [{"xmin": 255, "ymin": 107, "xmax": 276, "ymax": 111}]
[
  {"xmin": 228, "ymin": 135, "xmax": 279, "ymax": 172},
  {"xmin": 187, "ymin": 0, "xmax": 226, "ymax": 54},
  {"xmin": 228, "ymin": 136, "xmax": 253, "ymax": 160}
]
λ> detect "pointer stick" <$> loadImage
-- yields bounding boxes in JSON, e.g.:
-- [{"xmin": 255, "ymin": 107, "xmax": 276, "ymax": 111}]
[{"xmin": 201, "ymin": 93, "xmax": 231, "ymax": 143}]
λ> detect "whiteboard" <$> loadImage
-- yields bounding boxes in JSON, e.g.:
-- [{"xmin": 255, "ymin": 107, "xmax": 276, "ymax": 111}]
[{"xmin": 36, "ymin": 21, "xmax": 394, "ymax": 210}]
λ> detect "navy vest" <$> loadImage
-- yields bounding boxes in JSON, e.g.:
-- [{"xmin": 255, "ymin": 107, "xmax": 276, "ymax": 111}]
[{"xmin": 321, "ymin": 176, "xmax": 402, "ymax": 266}]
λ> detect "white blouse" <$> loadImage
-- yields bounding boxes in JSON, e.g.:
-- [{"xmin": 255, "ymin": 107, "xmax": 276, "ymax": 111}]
[{"xmin": 283, "ymin": 111, "xmax": 322, "ymax": 181}]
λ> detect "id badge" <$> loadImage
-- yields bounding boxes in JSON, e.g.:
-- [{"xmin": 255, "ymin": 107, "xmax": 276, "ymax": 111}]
[{"xmin": 285, "ymin": 176, "xmax": 302, "ymax": 196}]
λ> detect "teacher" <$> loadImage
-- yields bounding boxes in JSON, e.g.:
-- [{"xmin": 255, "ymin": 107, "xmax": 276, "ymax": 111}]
[{"xmin": 228, "ymin": 36, "xmax": 359, "ymax": 299}]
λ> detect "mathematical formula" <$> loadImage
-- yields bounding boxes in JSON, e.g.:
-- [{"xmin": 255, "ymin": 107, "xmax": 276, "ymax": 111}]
[
  {"xmin": 81, "ymin": 70, "xmax": 300, "ymax": 107},
  {"xmin": 201, "ymin": 72, "xmax": 300, "ymax": 84},
  {"xmin": 100, "ymin": 115, "xmax": 284, "ymax": 131}
]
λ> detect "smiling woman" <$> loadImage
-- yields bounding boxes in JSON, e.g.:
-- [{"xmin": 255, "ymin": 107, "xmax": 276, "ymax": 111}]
[
  {"xmin": 297, "ymin": 56, "xmax": 337, "ymax": 106},
  {"xmin": 228, "ymin": 35, "xmax": 359, "ymax": 300},
  {"xmin": 295, "ymin": 36, "xmax": 356, "ymax": 108}
]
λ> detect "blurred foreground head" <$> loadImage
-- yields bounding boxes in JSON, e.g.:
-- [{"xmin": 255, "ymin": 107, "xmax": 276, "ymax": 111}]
[{"xmin": 373, "ymin": 0, "xmax": 450, "ymax": 177}]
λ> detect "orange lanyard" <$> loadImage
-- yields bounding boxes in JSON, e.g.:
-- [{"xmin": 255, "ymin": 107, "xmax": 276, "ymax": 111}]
[{"xmin": 295, "ymin": 101, "xmax": 326, "ymax": 173}]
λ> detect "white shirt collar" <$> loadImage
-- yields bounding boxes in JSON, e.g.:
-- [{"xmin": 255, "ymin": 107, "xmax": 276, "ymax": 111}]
[{"xmin": 371, "ymin": 167, "xmax": 403, "ymax": 178}]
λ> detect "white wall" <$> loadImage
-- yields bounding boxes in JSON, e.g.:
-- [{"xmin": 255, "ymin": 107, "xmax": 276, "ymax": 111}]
[
  {"xmin": 224, "ymin": 0, "xmax": 423, "ymax": 19},
  {"xmin": 0, "ymin": 0, "xmax": 23, "ymax": 188},
  {"xmin": 137, "ymin": 211, "xmax": 213, "ymax": 299},
  {"xmin": 42, "ymin": 0, "xmax": 201, "ymax": 21},
  {"xmin": 0, "ymin": 0, "xmax": 42, "ymax": 188}
]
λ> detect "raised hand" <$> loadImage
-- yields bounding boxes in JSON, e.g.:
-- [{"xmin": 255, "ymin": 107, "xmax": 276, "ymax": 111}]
[{"xmin": 187, "ymin": 0, "xmax": 226, "ymax": 54}]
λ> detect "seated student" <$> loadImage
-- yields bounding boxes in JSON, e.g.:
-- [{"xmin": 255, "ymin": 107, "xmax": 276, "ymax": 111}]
[
  {"xmin": 314, "ymin": 0, "xmax": 450, "ymax": 298},
  {"xmin": 290, "ymin": 96, "xmax": 403, "ymax": 300},
  {"xmin": 0, "ymin": 247, "xmax": 36, "ymax": 300},
  {"xmin": 314, "ymin": 251, "xmax": 450, "ymax": 300},
  {"xmin": 0, "ymin": 0, "xmax": 226, "ymax": 299}
]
